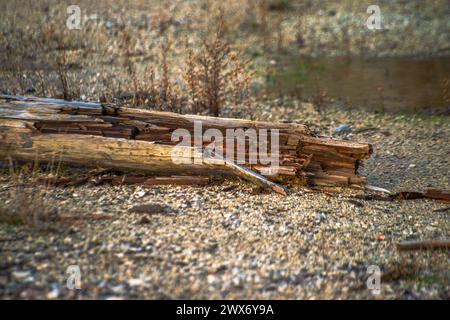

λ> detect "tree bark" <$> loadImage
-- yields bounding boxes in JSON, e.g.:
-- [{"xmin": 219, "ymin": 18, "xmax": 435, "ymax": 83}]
[{"xmin": 0, "ymin": 95, "xmax": 372, "ymax": 191}]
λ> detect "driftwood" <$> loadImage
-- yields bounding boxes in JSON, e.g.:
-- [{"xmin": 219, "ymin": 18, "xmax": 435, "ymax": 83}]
[
  {"xmin": 0, "ymin": 95, "xmax": 372, "ymax": 193},
  {"xmin": 397, "ymin": 240, "xmax": 450, "ymax": 252},
  {"xmin": 353, "ymin": 189, "xmax": 450, "ymax": 203}
]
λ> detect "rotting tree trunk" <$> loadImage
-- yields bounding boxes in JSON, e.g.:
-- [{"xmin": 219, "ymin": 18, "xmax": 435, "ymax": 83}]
[{"xmin": 0, "ymin": 95, "xmax": 372, "ymax": 192}]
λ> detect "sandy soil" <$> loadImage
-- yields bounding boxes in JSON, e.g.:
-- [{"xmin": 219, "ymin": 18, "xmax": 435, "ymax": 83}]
[
  {"xmin": 0, "ymin": 0, "xmax": 448, "ymax": 300},
  {"xmin": 0, "ymin": 103, "xmax": 448, "ymax": 299}
]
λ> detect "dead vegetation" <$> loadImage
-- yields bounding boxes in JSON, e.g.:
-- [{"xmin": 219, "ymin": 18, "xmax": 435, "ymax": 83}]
[
  {"xmin": 183, "ymin": 12, "xmax": 252, "ymax": 116},
  {"xmin": 0, "ymin": 162, "xmax": 60, "ymax": 231},
  {"xmin": 381, "ymin": 253, "xmax": 450, "ymax": 292},
  {"xmin": 0, "ymin": 156, "xmax": 101, "ymax": 232},
  {"xmin": 0, "ymin": 186, "xmax": 58, "ymax": 231},
  {"xmin": 73, "ymin": 7, "xmax": 254, "ymax": 116},
  {"xmin": 0, "ymin": 0, "xmax": 360, "ymax": 118}
]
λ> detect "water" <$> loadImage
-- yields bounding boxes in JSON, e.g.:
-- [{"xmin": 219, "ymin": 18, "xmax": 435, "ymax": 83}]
[{"xmin": 264, "ymin": 55, "xmax": 450, "ymax": 114}]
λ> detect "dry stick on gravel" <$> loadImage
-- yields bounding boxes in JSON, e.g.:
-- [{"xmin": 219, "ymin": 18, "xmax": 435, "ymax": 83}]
[
  {"xmin": 353, "ymin": 189, "xmax": 450, "ymax": 203},
  {"xmin": 433, "ymin": 206, "xmax": 450, "ymax": 212},
  {"xmin": 0, "ymin": 95, "xmax": 373, "ymax": 194},
  {"xmin": 397, "ymin": 240, "xmax": 450, "ymax": 252}
]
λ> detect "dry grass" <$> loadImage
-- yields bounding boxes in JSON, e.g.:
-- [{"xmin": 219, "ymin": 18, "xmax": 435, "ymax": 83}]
[
  {"xmin": 310, "ymin": 84, "xmax": 329, "ymax": 115},
  {"xmin": 0, "ymin": 187, "xmax": 57, "ymax": 230},
  {"xmin": 0, "ymin": 0, "xmax": 296, "ymax": 116},
  {"xmin": 184, "ymin": 11, "xmax": 253, "ymax": 116},
  {"xmin": 381, "ymin": 253, "xmax": 450, "ymax": 295},
  {"xmin": 0, "ymin": 160, "xmax": 65, "ymax": 232},
  {"xmin": 89, "ymin": 7, "xmax": 254, "ymax": 116},
  {"xmin": 0, "ymin": 0, "xmax": 448, "ymax": 115}
]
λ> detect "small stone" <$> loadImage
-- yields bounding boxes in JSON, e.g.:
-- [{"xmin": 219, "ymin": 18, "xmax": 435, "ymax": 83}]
[
  {"xmin": 95, "ymin": 207, "xmax": 109, "ymax": 215},
  {"xmin": 12, "ymin": 271, "xmax": 31, "ymax": 281},
  {"xmin": 128, "ymin": 203, "xmax": 172, "ymax": 215},
  {"xmin": 47, "ymin": 287, "xmax": 60, "ymax": 299},
  {"xmin": 376, "ymin": 234, "xmax": 385, "ymax": 241},
  {"xmin": 119, "ymin": 243, "xmax": 130, "ymax": 251},
  {"xmin": 139, "ymin": 216, "xmax": 151, "ymax": 224},
  {"xmin": 128, "ymin": 278, "xmax": 146, "ymax": 287},
  {"xmin": 334, "ymin": 124, "xmax": 352, "ymax": 136},
  {"xmin": 104, "ymin": 296, "xmax": 125, "ymax": 300},
  {"xmin": 110, "ymin": 284, "xmax": 125, "ymax": 293},
  {"xmin": 134, "ymin": 189, "xmax": 147, "ymax": 198},
  {"xmin": 207, "ymin": 275, "xmax": 219, "ymax": 286}
]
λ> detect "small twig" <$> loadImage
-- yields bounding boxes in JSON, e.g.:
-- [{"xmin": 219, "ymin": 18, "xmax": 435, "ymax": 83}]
[
  {"xmin": 397, "ymin": 240, "xmax": 450, "ymax": 252},
  {"xmin": 433, "ymin": 206, "xmax": 450, "ymax": 213},
  {"xmin": 353, "ymin": 126, "xmax": 378, "ymax": 134},
  {"xmin": 223, "ymin": 160, "xmax": 287, "ymax": 196},
  {"xmin": 0, "ymin": 183, "xmax": 28, "ymax": 192},
  {"xmin": 353, "ymin": 189, "xmax": 450, "ymax": 203},
  {"xmin": 364, "ymin": 185, "xmax": 391, "ymax": 194}
]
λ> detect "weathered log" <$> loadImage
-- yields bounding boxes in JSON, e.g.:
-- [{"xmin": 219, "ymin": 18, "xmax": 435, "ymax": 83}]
[
  {"xmin": 0, "ymin": 95, "xmax": 372, "ymax": 191},
  {"xmin": 397, "ymin": 240, "xmax": 450, "ymax": 252}
]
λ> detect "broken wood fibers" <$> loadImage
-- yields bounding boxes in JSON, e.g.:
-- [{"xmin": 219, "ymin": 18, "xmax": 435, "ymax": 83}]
[{"xmin": 0, "ymin": 95, "xmax": 372, "ymax": 191}]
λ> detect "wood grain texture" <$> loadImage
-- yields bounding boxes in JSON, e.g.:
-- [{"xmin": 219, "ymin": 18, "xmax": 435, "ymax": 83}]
[{"xmin": 0, "ymin": 95, "xmax": 373, "ymax": 188}]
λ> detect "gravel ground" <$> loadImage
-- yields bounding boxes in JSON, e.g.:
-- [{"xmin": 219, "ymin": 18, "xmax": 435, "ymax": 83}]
[
  {"xmin": 0, "ymin": 103, "xmax": 449, "ymax": 299},
  {"xmin": 1, "ymin": 0, "xmax": 448, "ymax": 300},
  {"xmin": 2, "ymin": 0, "xmax": 450, "ymax": 103}
]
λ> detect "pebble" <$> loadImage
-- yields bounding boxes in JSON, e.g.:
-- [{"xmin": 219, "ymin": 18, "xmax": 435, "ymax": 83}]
[
  {"xmin": 12, "ymin": 271, "xmax": 31, "ymax": 281},
  {"xmin": 46, "ymin": 285, "xmax": 60, "ymax": 299},
  {"xmin": 334, "ymin": 124, "xmax": 352, "ymax": 136},
  {"xmin": 128, "ymin": 203, "xmax": 172, "ymax": 215},
  {"xmin": 134, "ymin": 189, "xmax": 147, "ymax": 198},
  {"xmin": 1, "ymin": 80, "xmax": 449, "ymax": 301}
]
